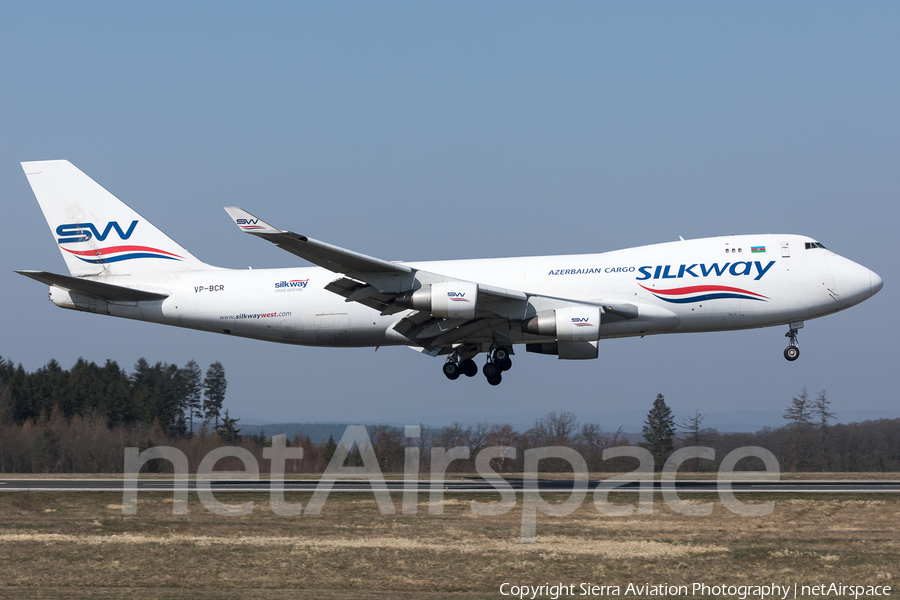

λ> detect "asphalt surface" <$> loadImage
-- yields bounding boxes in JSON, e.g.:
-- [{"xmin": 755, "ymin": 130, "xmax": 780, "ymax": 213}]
[{"xmin": 1, "ymin": 478, "xmax": 899, "ymax": 493}]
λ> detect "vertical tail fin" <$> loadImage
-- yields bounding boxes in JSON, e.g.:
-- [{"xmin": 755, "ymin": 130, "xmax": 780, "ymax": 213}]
[{"xmin": 21, "ymin": 160, "xmax": 209, "ymax": 277}]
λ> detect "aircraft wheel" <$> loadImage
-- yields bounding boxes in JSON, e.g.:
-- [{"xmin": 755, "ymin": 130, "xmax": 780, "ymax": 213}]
[
  {"xmin": 497, "ymin": 357, "xmax": 512, "ymax": 372},
  {"xmin": 460, "ymin": 358, "xmax": 478, "ymax": 377},
  {"xmin": 784, "ymin": 346, "xmax": 800, "ymax": 361},
  {"xmin": 487, "ymin": 373, "xmax": 502, "ymax": 386},
  {"xmin": 443, "ymin": 361, "xmax": 461, "ymax": 380},
  {"xmin": 494, "ymin": 347, "xmax": 509, "ymax": 362},
  {"xmin": 483, "ymin": 362, "xmax": 500, "ymax": 378}
]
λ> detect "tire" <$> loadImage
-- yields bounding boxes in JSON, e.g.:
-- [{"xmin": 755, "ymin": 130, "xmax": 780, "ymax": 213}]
[
  {"xmin": 784, "ymin": 346, "xmax": 800, "ymax": 361},
  {"xmin": 483, "ymin": 362, "xmax": 499, "ymax": 378},
  {"xmin": 497, "ymin": 357, "xmax": 512, "ymax": 372},
  {"xmin": 487, "ymin": 373, "xmax": 502, "ymax": 386},
  {"xmin": 460, "ymin": 358, "xmax": 478, "ymax": 377},
  {"xmin": 494, "ymin": 347, "xmax": 509, "ymax": 362},
  {"xmin": 443, "ymin": 362, "xmax": 461, "ymax": 380}
]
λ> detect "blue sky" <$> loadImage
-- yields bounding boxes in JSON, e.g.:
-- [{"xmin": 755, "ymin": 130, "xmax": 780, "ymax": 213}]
[{"xmin": 2, "ymin": 3, "xmax": 897, "ymax": 429}]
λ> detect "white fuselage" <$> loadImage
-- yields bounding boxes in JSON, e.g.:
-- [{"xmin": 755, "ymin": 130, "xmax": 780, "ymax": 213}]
[{"xmin": 54, "ymin": 234, "xmax": 881, "ymax": 350}]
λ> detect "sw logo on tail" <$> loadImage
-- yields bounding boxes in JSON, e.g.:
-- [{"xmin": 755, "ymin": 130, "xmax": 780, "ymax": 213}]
[{"xmin": 56, "ymin": 220, "xmax": 138, "ymax": 244}]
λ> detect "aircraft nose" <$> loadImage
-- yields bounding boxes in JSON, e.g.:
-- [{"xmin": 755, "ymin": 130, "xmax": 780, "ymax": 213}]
[
  {"xmin": 871, "ymin": 270, "xmax": 884, "ymax": 295},
  {"xmin": 833, "ymin": 257, "xmax": 883, "ymax": 308}
]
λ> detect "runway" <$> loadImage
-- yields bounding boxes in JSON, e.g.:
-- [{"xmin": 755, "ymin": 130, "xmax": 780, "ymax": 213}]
[{"xmin": 2, "ymin": 478, "xmax": 899, "ymax": 493}]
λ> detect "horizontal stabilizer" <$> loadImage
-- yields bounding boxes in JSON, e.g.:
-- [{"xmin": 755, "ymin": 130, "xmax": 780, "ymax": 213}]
[{"xmin": 16, "ymin": 270, "xmax": 168, "ymax": 302}]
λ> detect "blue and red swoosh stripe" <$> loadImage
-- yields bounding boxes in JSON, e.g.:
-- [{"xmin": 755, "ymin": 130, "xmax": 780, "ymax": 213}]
[
  {"xmin": 60, "ymin": 245, "xmax": 184, "ymax": 264},
  {"xmin": 639, "ymin": 283, "xmax": 768, "ymax": 304}
]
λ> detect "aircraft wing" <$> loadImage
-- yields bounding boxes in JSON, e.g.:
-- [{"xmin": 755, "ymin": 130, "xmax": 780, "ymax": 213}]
[
  {"xmin": 223, "ymin": 208, "xmax": 412, "ymax": 275},
  {"xmin": 226, "ymin": 207, "xmax": 639, "ymax": 353},
  {"xmin": 16, "ymin": 270, "xmax": 168, "ymax": 302}
]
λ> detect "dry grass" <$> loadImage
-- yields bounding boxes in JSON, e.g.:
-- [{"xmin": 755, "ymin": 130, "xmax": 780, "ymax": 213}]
[{"xmin": 0, "ymin": 489, "xmax": 898, "ymax": 599}]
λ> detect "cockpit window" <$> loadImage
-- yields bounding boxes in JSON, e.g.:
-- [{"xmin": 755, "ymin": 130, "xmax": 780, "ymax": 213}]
[{"xmin": 805, "ymin": 242, "xmax": 827, "ymax": 250}]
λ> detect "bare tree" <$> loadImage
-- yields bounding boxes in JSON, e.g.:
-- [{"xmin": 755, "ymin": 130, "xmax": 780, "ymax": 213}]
[
  {"xmin": 367, "ymin": 424, "xmax": 405, "ymax": 471},
  {"xmin": 579, "ymin": 423, "xmax": 604, "ymax": 451},
  {"xmin": 483, "ymin": 424, "xmax": 520, "ymax": 473},
  {"xmin": 529, "ymin": 410, "xmax": 579, "ymax": 447},
  {"xmin": 433, "ymin": 422, "xmax": 466, "ymax": 449},
  {"xmin": 783, "ymin": 388, "xmax": 814, "ymax": 471},
  {"xmin": 464, "ymin": 422, "xmax": 490, "ymax": 456},
  {"xmin": 577, "ymin": 422, "xmax": 626, "ymax": 471},
  {"xmin": 679, "ymin": 410, "xmax": 709, "ymax": 446},
  {"xmin": 812, "ymin": 390, "xmax": 836, "ymax": 472}
]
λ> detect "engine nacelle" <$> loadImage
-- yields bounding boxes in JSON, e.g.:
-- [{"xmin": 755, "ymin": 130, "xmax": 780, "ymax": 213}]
[
  {"xmin": 394, "ymin": 281, "xmax": 479, "ymax": 318},
  {"xmin": 522, "ymin": 306, "xmax": 601, "ymax": 342},
  {"xmin": 526, "ymin": 341, "xmax": 599, "ymax": 360}
]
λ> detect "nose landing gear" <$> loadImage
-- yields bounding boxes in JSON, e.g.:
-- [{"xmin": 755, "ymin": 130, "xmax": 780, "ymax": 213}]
[{"xmin": 784, "ymin": 323, "xmax": 802, "ymax": 361}]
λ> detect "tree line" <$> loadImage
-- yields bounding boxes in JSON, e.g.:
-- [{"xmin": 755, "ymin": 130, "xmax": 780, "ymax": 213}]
[
  {"xmin": 0, "ymin": 355, "xmax": 234, "ymax": 438},
  {"xmin": 1, "ymin": 401, "xmax": 896, "ymax": 474},
  {"xmin": 0, "ymin": 356, "xmax": 897, "ymax": 474},
  {"xmin": 637, "ymin": 390, "xmax": 900, "ymax": 473}
]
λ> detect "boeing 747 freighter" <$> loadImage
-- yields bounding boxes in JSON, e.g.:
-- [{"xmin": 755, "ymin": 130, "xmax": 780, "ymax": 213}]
[{"xmin": 18, "ymin": 160, "xmax": 883, "ymax": 385}]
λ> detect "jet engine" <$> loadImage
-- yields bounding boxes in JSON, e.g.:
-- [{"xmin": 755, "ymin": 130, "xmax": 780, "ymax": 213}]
[
  {"xmin": 394, "ymin": 281, "xmax": 479, "ymax": 318},
  {"xmin": 522, "ymin": 306, "xmax": 601, "ymax": 342}
]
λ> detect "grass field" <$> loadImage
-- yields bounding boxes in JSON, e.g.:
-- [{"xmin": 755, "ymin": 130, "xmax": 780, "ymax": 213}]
[{"xmin": 0, "ymin": 479, "xmax": 898, "ymax": 599}]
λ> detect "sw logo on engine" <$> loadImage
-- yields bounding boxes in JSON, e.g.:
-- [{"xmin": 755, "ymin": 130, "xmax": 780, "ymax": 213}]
[{"xmin": 56, "ymin": 220, "xmax": 138, "ymax": 244}]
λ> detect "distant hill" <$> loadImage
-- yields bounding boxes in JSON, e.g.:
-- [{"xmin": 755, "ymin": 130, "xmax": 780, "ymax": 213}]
[
  {"xmin": 236, "ymin": 408, "xmax": 900, "ymax": 440},
  {"xmin": 239, "ymin": 422, "xmax": 355, "ymax": 442},
  {"xmin": 236, "ymin": 421, "xmax": 641, "ymax": 444}
]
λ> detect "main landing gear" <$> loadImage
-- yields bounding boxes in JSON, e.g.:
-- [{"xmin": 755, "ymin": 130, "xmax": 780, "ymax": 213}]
[
  {"xmin": 784, "ymin": 325, "xmax": 801, "ymax": 362},
  {"xmin": 442, "ymin": 356, "xmax": 478, "ymax": 381},
  {"xmin": 443, "ymin": 346, "xmax": 512, "ymax": 385}
]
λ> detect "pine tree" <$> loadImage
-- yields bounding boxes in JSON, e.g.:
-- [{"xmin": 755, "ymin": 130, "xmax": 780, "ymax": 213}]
[
  {"xmin": 323, "ymin": 434, "xmax": 337, "ymax": 464},
  {"xmin": 640, "ymin": 393, "xmax": 675, "ymax": 471},
  {"xmin": 203, "ymin": 361, "xmax": 227, "ymax": 429},
  {"xmin": 249, "ymin": 428, "xmax": 268, "ymax": 445},
  {"xmin": 0, "ymin": 381, "xmax": 12, "ymax": 426},
  {"xmin": 180, "ymin": 360, "xmax": 203, "ymax": 436},
  {"xmin": 216, "ymin": 409, "xmax": 241, "ymax": 443},
  {"xmin": 99, "ymin": 360, "xmax": 132, "ymax": 426}
]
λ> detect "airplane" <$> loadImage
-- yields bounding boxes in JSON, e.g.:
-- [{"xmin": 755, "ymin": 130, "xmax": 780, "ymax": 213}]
[{"xmin": 18, "ymin": 160, "xmax": 883, "ymax": 386}]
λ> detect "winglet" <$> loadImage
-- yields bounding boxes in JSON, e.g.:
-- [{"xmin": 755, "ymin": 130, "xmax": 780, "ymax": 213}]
[{"xmin": 223, "ymin": 207, "xmax": 284, "ymax": 234}]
